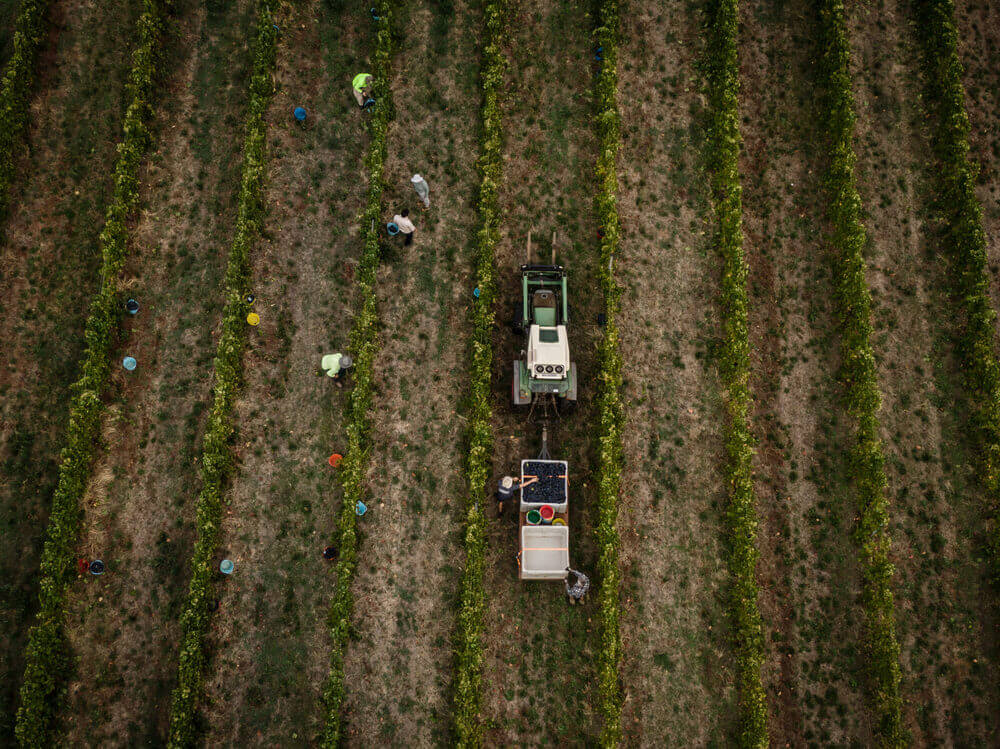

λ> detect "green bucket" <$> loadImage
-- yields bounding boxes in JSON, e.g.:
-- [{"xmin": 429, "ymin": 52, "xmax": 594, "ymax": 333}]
[{"xmin": 526, "ymin": 509, "xmax": 542, "ymax": 525}]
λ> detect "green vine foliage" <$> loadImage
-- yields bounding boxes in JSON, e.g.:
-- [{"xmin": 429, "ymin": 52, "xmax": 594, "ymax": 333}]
[
  {"xmin": 165, "ymin": 3, "xmax": 277, "ymax": 746},
  {"xmin": 319, "ymin": 3, "xmax": 393, "ymax": 746},
  {"xmin": 593, "ymin": 0, "xmax": 624, "ymax": 744},
  {"xmin": 451, "ymin": 0, "xmax": 503, "ymax": 745},
  {"xmin": 13, "ymin": 1, "xmax": 165, "ymax": 744},
  {"xmin": 913, "ymin": 0, "xmax": 1000, "ymax": 592},
  {"xmin": 702, "ymin": 0, "xmax": 768, "ymax": 744},
  {"xmin": 0, "ymin": 0, "xmax": 49, "ymax": 222},
  {"xmin": 814, "ymin": 0, "xmax": 905, "ymax": 744}
]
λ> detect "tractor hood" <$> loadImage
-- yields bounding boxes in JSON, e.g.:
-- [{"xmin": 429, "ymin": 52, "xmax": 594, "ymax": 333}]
[{"xmin": 527, "ymin": 325, "xmax": 570, "ymax": 379}]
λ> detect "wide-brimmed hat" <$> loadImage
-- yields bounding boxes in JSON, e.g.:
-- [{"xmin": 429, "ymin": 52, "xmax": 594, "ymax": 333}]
[
  {"xmin": 341, "ymin": 355, "xmax": 353, "ymax": 368},
  {"xmin": 501, "ymin": 476, "xmax": 514, "ymax": 489}
]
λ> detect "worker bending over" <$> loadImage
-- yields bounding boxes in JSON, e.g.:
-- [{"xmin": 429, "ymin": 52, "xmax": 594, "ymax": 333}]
[
  {"xmin": 321, "ymin": 353, "xmax": 353, "ymax": 386},
  {"xmin": 565, "ymin": 568, "xmax": 590, "ymax": 605},
  {"xmin": 496, "ymin": 475, "xmax": 520, "ymax": 515},
  {"xmin": 392, "ymin": 209, "xmax": 416, "ymax": 246},
  {"xmin": 352, "ymin": 72, "xmax": 373, "ymax": 107}
]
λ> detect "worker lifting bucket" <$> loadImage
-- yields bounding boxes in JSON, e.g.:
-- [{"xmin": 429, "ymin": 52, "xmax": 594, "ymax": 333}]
[
  {"xmin": 526, "ymin": 509, "xmax": 541, "ymax": 525},
  {"xmin": 539, "ymin": 505, "xmax": 555, "ymax": 524}
]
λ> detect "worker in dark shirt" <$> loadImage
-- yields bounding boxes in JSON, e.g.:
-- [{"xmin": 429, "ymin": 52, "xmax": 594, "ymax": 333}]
[
  {"xmin": 565, "ymin": 568, "xmax": 590, "ymax": 604},
  {"xmin": 496, "ymin": 475, "xmax": 520, "ymax": 515}
]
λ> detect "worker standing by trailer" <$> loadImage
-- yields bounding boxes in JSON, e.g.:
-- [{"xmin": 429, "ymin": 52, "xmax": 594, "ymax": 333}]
[{"xmin": 496, "ymin": 475, "xmax": 519, "ymax": 515}]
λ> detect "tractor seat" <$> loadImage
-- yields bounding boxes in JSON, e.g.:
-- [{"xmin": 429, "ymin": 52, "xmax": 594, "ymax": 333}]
[{"xmin": 532, "ymin": 290, "xmax": 557, "ymax": 327}]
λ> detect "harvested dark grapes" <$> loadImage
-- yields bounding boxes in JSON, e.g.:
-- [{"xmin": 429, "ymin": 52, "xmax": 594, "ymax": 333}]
[{"xmin": 521, "ymin": 460, "xmax": 568, "ymax": 503}]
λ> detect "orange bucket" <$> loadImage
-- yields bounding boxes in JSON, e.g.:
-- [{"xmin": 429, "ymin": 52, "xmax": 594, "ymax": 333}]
[{"xmin": 328, "ymin": 453, "xmax": 343, "ymax": 468}]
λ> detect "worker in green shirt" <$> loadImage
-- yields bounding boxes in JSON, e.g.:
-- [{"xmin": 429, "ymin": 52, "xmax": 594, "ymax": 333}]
[
  {"xmin": 321, "ymin": 353, "xmax": 353, "ymax": 385},
  {"xmin": 352, "ymin": 73, "xmax": 373, "ymax": 107}
]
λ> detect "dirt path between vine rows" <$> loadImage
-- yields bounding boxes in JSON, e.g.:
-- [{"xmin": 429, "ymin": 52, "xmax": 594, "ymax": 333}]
[
  {"xmin": 338, "ymin": 0, "xmax": 480, "ymax": 744},
  {"xmin": 196, "ymin": 1, "xmax": 370, "ymax": 743},
  {"xmin": 58, "ymin": 0, "xmax": 257, "ymax": 743},
  {"xmin": 740, "ymin": 0, "xmax": 869, "ymax": 743},
  {"xmin": 614, "ymin": 0, "xmax": 735, "ymax": 744},
  {"xmin": 478, "ymin": 0, "xmax": 602, "ymax": 742},
  {"xmin": 0, "ymin": 0, "xmax": 140, "ymax": 736}
]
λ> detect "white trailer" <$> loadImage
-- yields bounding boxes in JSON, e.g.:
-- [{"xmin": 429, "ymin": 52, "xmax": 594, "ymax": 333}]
[{"xmin": 517, "ymin": 456, "xmax": 570, "ymax": 580}]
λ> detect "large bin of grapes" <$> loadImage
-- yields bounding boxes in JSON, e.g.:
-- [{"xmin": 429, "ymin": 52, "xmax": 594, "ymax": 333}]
[{"xmin": 519, "ymin": 459, "xmax": 568, "ymax": 513}]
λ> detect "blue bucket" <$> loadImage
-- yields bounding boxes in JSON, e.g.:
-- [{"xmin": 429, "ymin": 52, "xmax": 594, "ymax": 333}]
[
  {"xmin": 386, "ymin": 222, "xmax": 399, "ymax": 236},
  {"xmin": 356, "ymin": 500, "xmax": 368, "ymax": 516},
  {"xmin": 122, "ymin": 356, "xmax": 137, "ymax": 371},
  {"xmin": 293, "ymin": 106, "xmax": 307, "ymax": 122},
  {"xmin": 125, "ymin": 299, "xmax": 139, "ymax": 314},
  {"xmin": 220, "ymin": 559, "xmax": 234, "ymax": 575}
]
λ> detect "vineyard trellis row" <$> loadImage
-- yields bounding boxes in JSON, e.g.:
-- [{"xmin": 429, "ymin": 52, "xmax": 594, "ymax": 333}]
[
  {"xmin": 814, "ymin": 0, "xmax": 905, "ymax": 744},
  {"xmin": 13, "ymin": 0, "xmax": 165, "ymax": 743},
  {"xmin": 592, "ymin": 0, "xmax": 624, "ymax": 744},
  {"xmin": 912, "ymin": 0, "xmax": 1000, "ymax": 593},
  {"xmin": 165, "ymin": 3, "xmax": 277, "ymax": 744},
  {"xmin": 451, "ymin": 0, "xmax": 503, "ymax": 743},
  {"xmin": 701, "ymin": 0, "xmax": 769, "ymax": 744},
  {"xmin": 0, "ymin": 0, "xmax": 50, "ymax": 222},
  {"xmin": 318, "ymin": 2, "xmax": 393, "ymax": 745}
]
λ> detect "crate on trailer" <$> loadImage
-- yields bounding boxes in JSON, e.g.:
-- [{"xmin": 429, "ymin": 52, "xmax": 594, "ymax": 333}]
[{"xmin": 519, "ymin": 458, "xmax": 568, "ymax": 513}]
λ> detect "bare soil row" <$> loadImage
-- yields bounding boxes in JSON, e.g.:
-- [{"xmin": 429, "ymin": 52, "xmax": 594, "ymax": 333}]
[{"xmin": 338, "ymin": 0, "xmax": 481, "ymax": 743}]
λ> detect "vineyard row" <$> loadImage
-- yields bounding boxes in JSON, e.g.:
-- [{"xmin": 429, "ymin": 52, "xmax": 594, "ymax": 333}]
[
  {"xmin": 14, "ymin": 0, "xmax": 166, "ymax": 743},
  {"xmin": 913, "ymin": 0, "xmax": 1000, "ymax": 594},
  {"xmin": 814, "ymin": 0, "xmax": 904, "ymax": 742},
  {"xmin": 451, "ymin": 0, "xmax": 504, "ymax": 742},
  {"xmin": 318, "ymin": 1, "xmax": 394, "ymax": 745},
  {"xmin": 592, "ymin": 0, "xmax": 625, "ymax": 743},
  {"xmin": 0, "ymin": 0, "xmax": 49, "ymax": 221},
  {"xmin": 165, "ymin": 2, "xmax": 278, "ymax": 744},
  {"xmin": 702, "ymin": 0, "xmax": 769, "ymax": 744}
]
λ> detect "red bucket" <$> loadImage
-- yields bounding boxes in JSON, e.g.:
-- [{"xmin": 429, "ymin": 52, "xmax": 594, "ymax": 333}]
[{"xmin": 539, "ymin": 505, "xmax": 555, "ymax": 523}]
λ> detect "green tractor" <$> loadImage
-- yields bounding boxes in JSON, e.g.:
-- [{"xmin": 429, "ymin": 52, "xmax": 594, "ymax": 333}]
[{"xmin": 512, "ymin": 262, "xmax": 577, "ymax": 408}]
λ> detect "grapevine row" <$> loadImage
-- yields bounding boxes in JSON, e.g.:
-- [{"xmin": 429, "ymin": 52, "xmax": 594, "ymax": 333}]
[
  {"xmin": 318, "ymin": 2, "xmax": 393, "ymax": 744},
  {"xmin": 702, "ymin": 0, "xmax": 768, "ymax": 744},
  {"xmin": 165, "ymin": 2, "xmax": 277, "ymax": 744},
  {"xmin": 13, "ymin": 0, "xmax": 165, "ymax": 743},
  {"xmin": 912, "ymin": 0, "xmax": 1000, "ymax": 590},
  {"xmin": 592, "ymin": 0, "xmax": 624, "ymax": 744},
  {"xmin": 451, "ymin": 0, "xmax": 503, "ymax": 743},
  {"xmin": 0, "ymin": 0, "xmax": 50, "ymax": 222},
  {"xmin": 813, "ymin": 0, "xmax": 904, "ymax": 743}
]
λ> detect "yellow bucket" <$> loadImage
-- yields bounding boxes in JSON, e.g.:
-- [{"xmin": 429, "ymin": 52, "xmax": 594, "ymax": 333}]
[{"xmin": 247, "ymin": 312, "xmax": 260, "ymax": 326}]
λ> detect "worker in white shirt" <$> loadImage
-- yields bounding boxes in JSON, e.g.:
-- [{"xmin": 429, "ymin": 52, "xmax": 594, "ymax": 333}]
[
  {"xmin": 411, "ymin": 174, "xmax": 430, "ymax": 207},
  {"xmin": 392, "ymin": 208, "xmax": 416, "ymax": 245}
]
